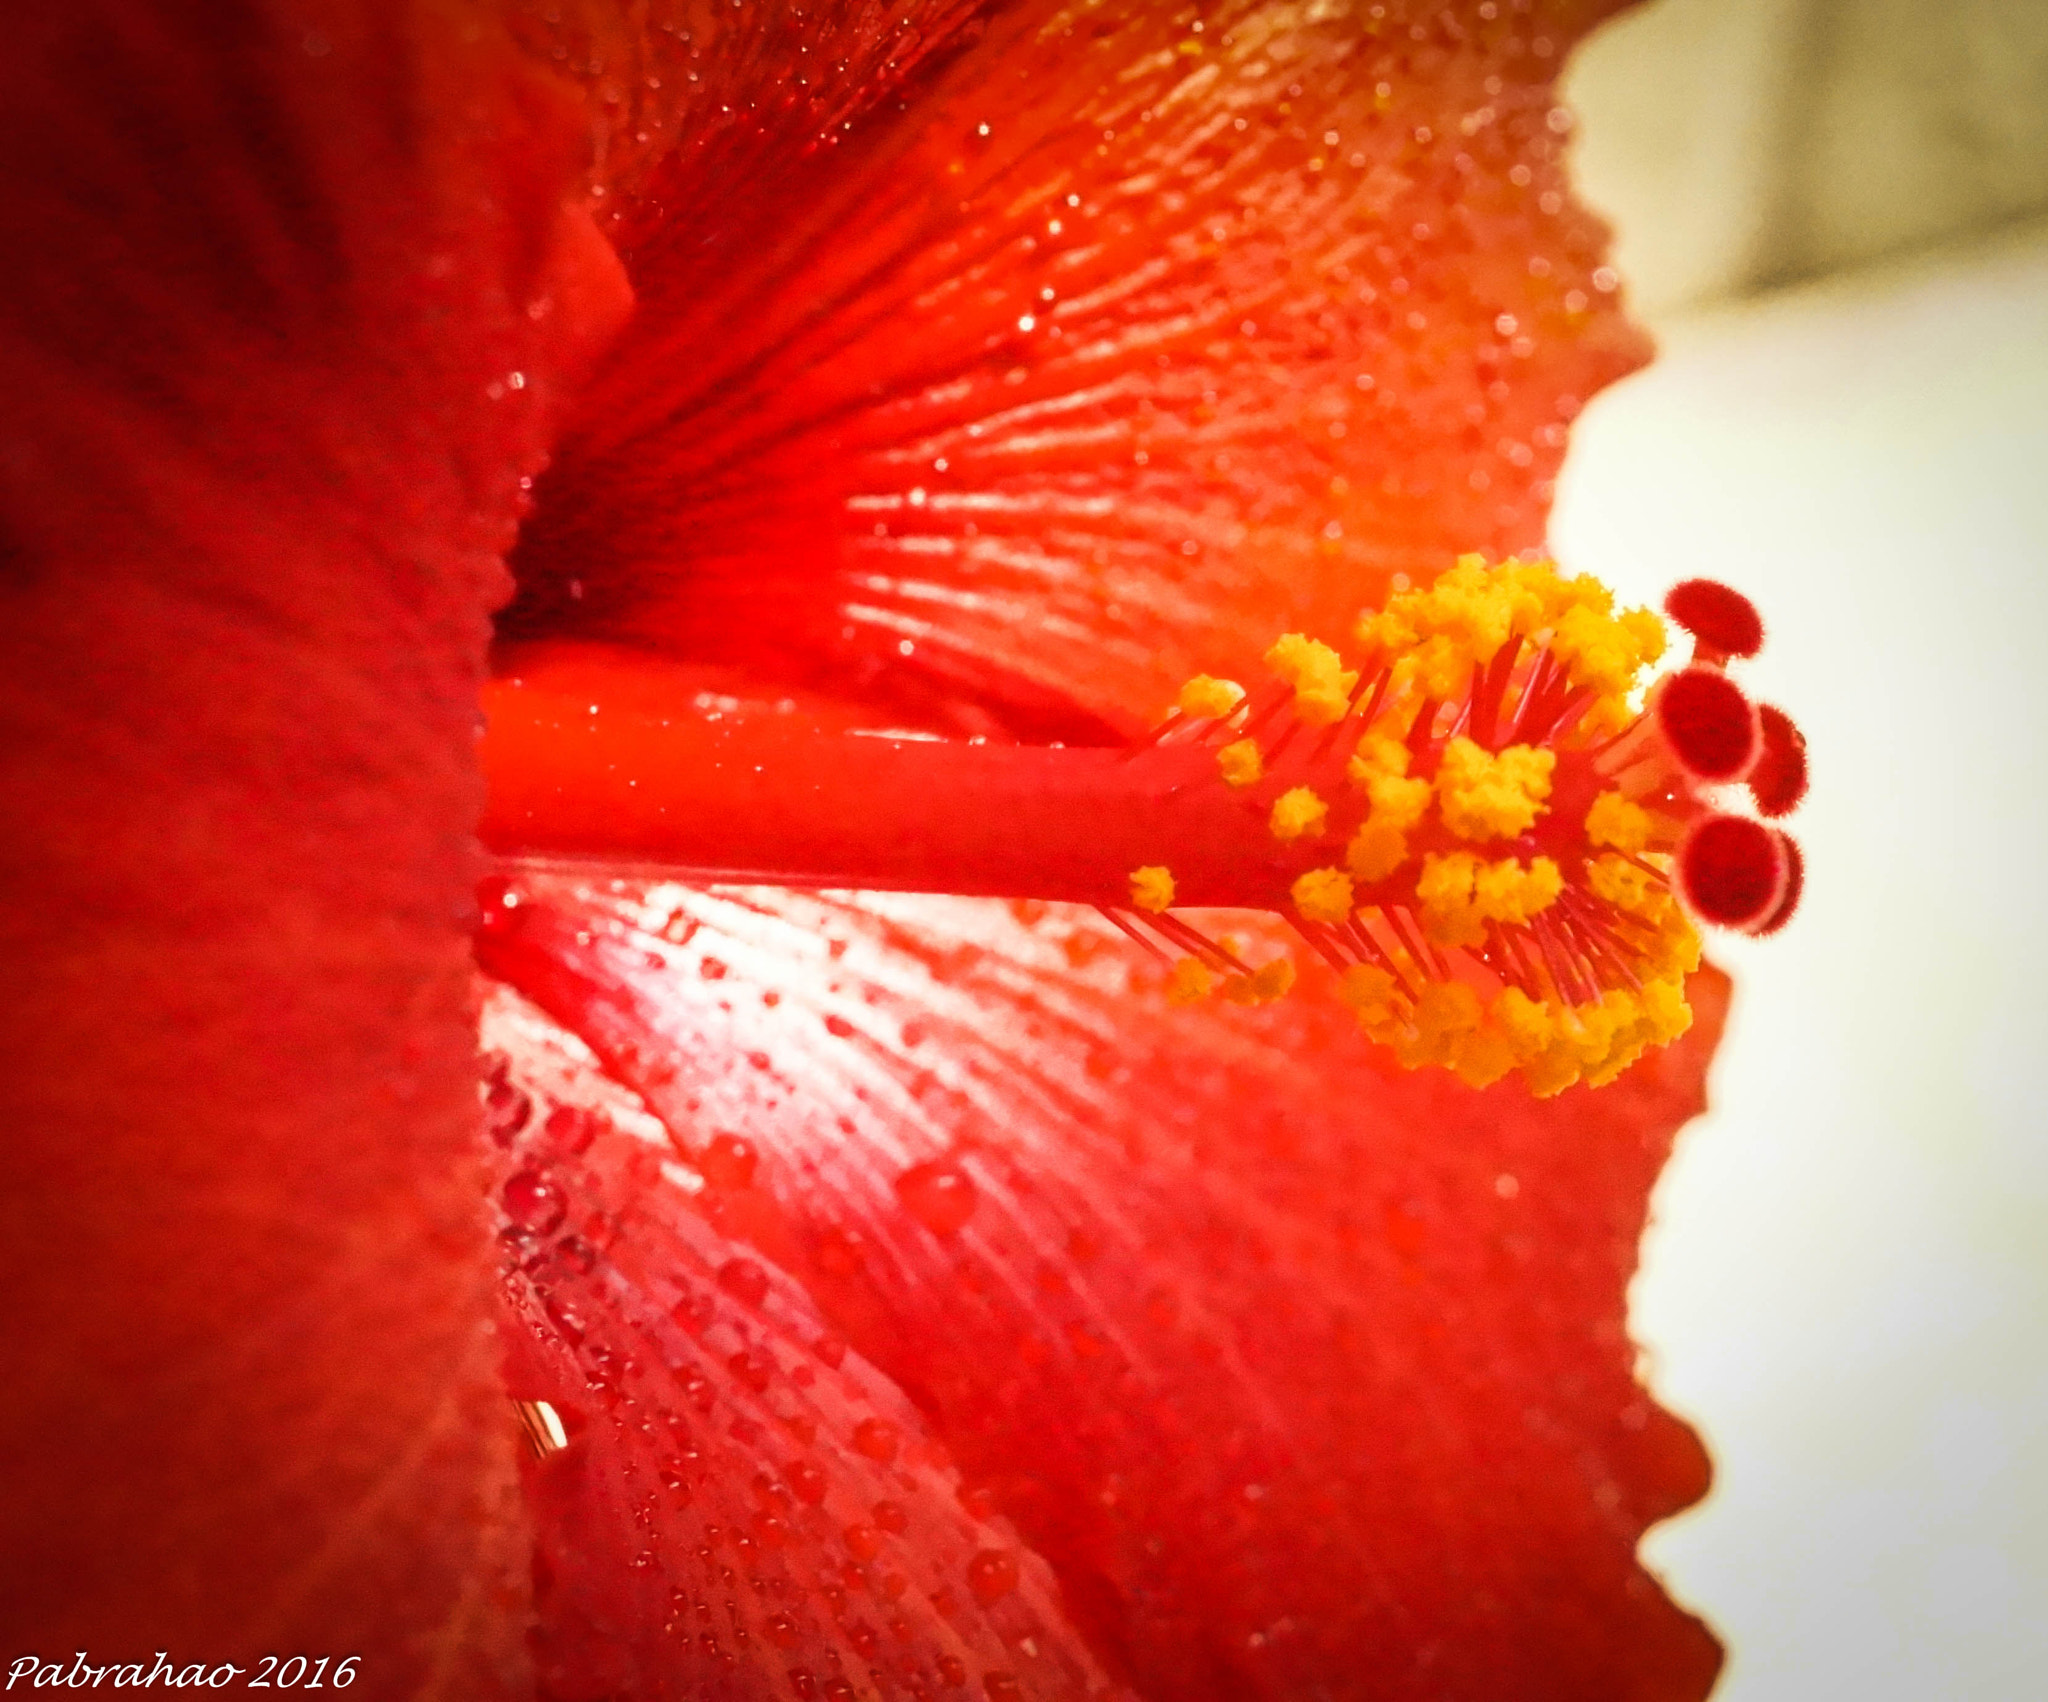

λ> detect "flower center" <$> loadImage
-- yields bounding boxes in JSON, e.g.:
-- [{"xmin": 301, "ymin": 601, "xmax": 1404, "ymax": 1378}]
[{"xmin": 480, "ymin": 557, "xmax": 1804, "ymax": 1096}]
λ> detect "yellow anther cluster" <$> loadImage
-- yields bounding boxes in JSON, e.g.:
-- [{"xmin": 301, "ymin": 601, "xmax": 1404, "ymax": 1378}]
[
  {"xmin": 1415, "ymin": 852, "xmax": 1563, "ymax": 948},
  {"xmin": 1291, "ymin": 867, "xmax": 1355, "ymax": 924},
  {"xmin": 1584, "ymin": 788, "xmax": 1652, "ymax": 854},
  {"xmin": 1264, "ymin": 633, "xmax": 1359, "ymax": 725},
  {"xmin": 1135, "ymin": 554, "xmax": 1710, "ymax": 1098},
  {"xmin": 1355, "ymin": 554, "xmax": 1665, "ymax": 726},
  {"xmin": 1340, "ymin": 965, "xmax": 1697, "ymax": 1096},
  {"xmin": 1551, "ymin": 602, "xmax": 1668, "ymax": 701},
  {"xmin": 1435, "ymin": 737, "xmax": 1555, "ymax": 842},
  {"xmin": 1269, "ymin": 786, "xmax": 1329, "ymax": 841},
  {"xmin": 1586, "ymin": 852, "xmax": 1660, "ymax": 917},
  {"xmin": 1345, "ymin": 732, "xmax": 1431, "ymax": 882},
  {"xmin": 1165, "ymin": 957, "xmax": 1215, "ymax": 1004},
  {"xmin": 1345, "ymin": 730, "xmax": 1410, "ymax": 784},
  {"xmin": 1129, "ymin": 865, "xmax": 1176, "ymax": 913},
  {"xmin": 1178, "ymin": 674, "xmax": 1246, "ymax": 718},
  {"xmin": 1217, "ymin": 738, "xmax": 1264, "ymax": 788}
]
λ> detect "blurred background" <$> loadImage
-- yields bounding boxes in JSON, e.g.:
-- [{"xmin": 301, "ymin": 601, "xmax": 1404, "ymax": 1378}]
[{"xmin": 1554, "ymin": 1, "xmax": 2048, "ymax": 1697}]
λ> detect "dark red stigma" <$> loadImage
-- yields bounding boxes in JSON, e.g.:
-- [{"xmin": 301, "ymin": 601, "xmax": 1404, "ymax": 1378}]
[
  {"xmin": 1656, "ymin": 667, "xmax": 1761, "ymax": 782},
  {"xmin": 1679, "ymin": 814, "xmax": 1787, "ymax": 931},
  {"xmin": 1664, "ymin": 579, "xmax": 1765, "ymax": 660},
  {"xmin": 1751, "ymin": 832, "xmax": 1804, "ymax": 936},
  {"xmin": 1748, "ymin": 704, "xmax": 1810, "ymax": 817}
]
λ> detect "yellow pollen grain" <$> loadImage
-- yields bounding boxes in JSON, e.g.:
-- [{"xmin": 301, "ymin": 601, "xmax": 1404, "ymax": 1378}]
[
  {"xmin": 1394, "ymin": 981, "xmax": 1483, "ymax": 1071},
  {"xmin": 1217, "ymin": 738, "xmax": 1264, "ymax": 787},
  {"xmin": 1346, "ymin": 729, "xmax": 1411, "ymax": 784},
  {"xmin": 1584, "ymin": 789, "xmax": 1651, "ymax": 854},
  {"xmin": 1264, "ymin": 633, "xmax": 1358, "ymax": 726},
  {"xmin": 1346, "ymin": 817, "xmax": 1409, "ymax": 883},
  {"xmin": 1291, "ymin": 867, "xmax": 1355, "ymax": 924},
  {"xmin": 1338, "ymin": 963, "xmax": 1399, "ymax": 1024},
  {"xmin": 1366, "ymin": 770, "xmax": 1431, "ymax": 832},
  {"xmin": 1549, "ymin": 596, "xmax": 1664, "ymax": 699},
  {"xmin": 1223, "ymin": 955, "xmax": 1296, "ymax": 1005},
  {"xmin": 1471, "ymin": 855, "xmax": 1561, "ymax": 925},
  {"xmin": 1586, "ymin": 852, "xmax": 1663, "ymax": 919},
  {"xmin": 1177, "ymin": 674, "xmax": 1245, "ymax": 718},
  {"xmin": 1269, "ymin": 786, "xmax": 1329, "ymax": 841},
  {"xmin": 1165, "ymin": 957, "xmax": 1215, "ymax": 1004},
  {"xmin": 1129, "ymin": 865, "xmax": 1175, "ymax": 913},
  {"xmin": 1435, "ymin": 738, "xmax": 1554, "ymax": 842},
  {"xmin": 1415, "ymin": 851, "xmax": 1486, "ymax": 948}
]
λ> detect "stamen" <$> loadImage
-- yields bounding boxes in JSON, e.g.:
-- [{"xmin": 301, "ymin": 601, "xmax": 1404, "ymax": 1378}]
[
  {"xmin": 1664, "ymin": 578, "xmax": 1764, "ymax": 660},
  {"xmin": 1749, "ymin": 704, "xmax": 1810, "ymax": 817},
  {"xmin": 480, "ymin": 556, "xmax": 1808, "ymax": 1096},
  {"xmin": 1655, "ymin": 668, "xmax": 1760, "ymax": 782},
  {"xmin": 1678, "ymin": 814, "xmax": 1786, "ymax": 930}
]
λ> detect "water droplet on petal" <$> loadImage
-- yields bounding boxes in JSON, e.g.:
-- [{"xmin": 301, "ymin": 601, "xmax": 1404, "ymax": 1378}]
[
  {"xmin": 966, "ymin": 1549, "xmax": 1019, "ymax": 1605},
  {"xmin": 895, "ymin": 1159, "xmax": 979, "ymax": 1236},
  {"xmin": 542, "ymin": 1104, "xmax": 600, "ymax": 1157},
  {"xmin": 701, "ymin": 1134, "xmax": 758, "ymax": 1189},
  {"xmin": 717, "ymin": 1257, "xmax": 771, "ymax": 1308},
  {"xmin": 482, "ymin": 1080, "xmax": 532, "ymax": 1146},
  {"xmin": 502, "ymin": 1169, "xmax": 566, "ymax": 1234},
  {"xmin": 851, "ymin": 1418, "xmax": 900, "ymax": 1464}
]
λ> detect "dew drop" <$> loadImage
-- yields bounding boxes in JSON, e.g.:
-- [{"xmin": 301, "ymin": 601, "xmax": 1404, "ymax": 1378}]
[
  {"xmin": 701, "ymin": 1133, "xmax": 759, "ymax": 1189},
  {"xmin": 894, "ymin": 1160, "xmax": 979, "ymax": 1236},
  {"xmin": 474, "ymin": 875, "xmax": 522, "ymax": 937},
  {"xmin": 843, "ymin": 1522, "xmax": 883, "ymax": 1562},
  {"xmin": 543, "ymin": 1294, "xmax": 587, "ymax": 1346},
  {"xmin": 671, "ymin": 1288, "xmax": 715, "ymax": 1337},
  {"xmin": 718, "ymin": 1258, "xmax": 771, "ymax": 1308},
  {"xmin": 542, "ymin": 1103, "xmax": 600, "ymax": 1157},
  {"xmin": 966, "ymin": 1549, "xmax": 1019, "ymax": 1605},
  {"xmin": 851, "ymin": 1418, "xmax": 900, "ymax": 1465},
  {"xmin": 728, "ymin": 1347, "xmax": 775, "ymax": 1392},
  {"xmin": 482, "ymin": 1080, "xmax": 532, "ymax": 1146},
  {"xmin": 502, "ymin": 1169, "xmax": 566, "ymax": 1235}
]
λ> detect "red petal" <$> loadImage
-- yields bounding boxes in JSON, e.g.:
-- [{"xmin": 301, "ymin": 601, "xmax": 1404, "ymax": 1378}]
[
  {"xmin": 484, "ymin": 985, "xmax": 1126, "ymax": 1701},
  {"xmin": 507, "ymin": 0, "xmax": 1647, "ymax": 732},
  {"xmin": 1, "ymin": 0, "xmax": 624, "ymax": 1675},
  {"xmin": 481, "ymin": 881, "xmax": 1724, "ymax": 1700}
]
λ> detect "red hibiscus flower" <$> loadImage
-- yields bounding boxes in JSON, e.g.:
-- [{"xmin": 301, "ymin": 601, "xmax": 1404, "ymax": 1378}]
[{"xmin": 0, "ymin": 2, "xmax": 1785, "ymax": 1697}]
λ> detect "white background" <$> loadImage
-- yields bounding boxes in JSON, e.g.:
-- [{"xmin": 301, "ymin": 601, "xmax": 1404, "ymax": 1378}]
[{"xmin": 1552, "ymin": 220, "xmax": 2048, "ymax": 1700}]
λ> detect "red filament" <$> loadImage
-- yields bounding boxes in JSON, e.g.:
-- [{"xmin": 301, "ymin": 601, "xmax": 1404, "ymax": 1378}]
[
  {"xmin": 1748, "ymin": 704, "xmax": 1810, "ymax": 817},
  {"xmin": 1664, "ymin": 579, "xmax": 1764, "ymax": 660},
  {"xmin": 1679, "ymin": 814, "xmax": 1784, "ymax": 929},
  {"xmin": 1656, "ymin": 668, "xmax": 1760, "ymax": 782}
]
